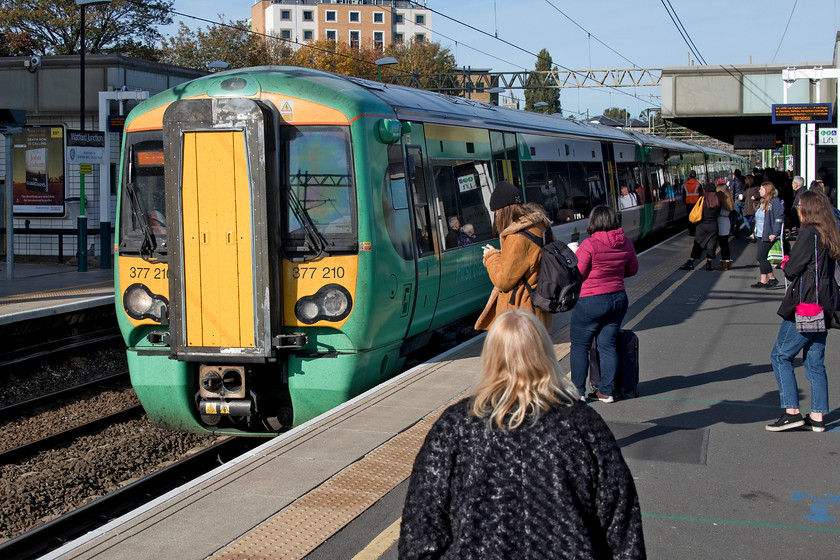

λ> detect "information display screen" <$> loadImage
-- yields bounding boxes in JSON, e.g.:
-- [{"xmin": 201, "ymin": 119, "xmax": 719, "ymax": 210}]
[{"xmin": 771, "ymin": 103, "xmax": 833, "ymax": 124}]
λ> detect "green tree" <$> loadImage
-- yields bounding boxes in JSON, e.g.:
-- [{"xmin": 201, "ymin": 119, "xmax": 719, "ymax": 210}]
[
  {"xmin": 159, "ymin": 19, "xmax": 280, "ymax": 70},
  {"xmin": 639, "ymin": 107, "xmax": 664, "ymax": 132},
  {"xmin": 524, "ymin": 48, "xmax": 560, "ymax": 114},
  {"xmin": 603, "ymin": 107, "xmax": 629, "ymax": 123},
  {"xmin": 0, "ymin": 0, "xmax": 173, "ymax": 58}
]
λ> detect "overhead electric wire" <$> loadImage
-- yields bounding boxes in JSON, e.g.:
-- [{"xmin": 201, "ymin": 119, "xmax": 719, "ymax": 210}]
[
  {"xmin": 771, "ymin": 0, "xmax": 798, "ymax": 63},
  {"xmin": 659, "ymin": 0, "xmax": 706, "ymax": 65},
  {"xmin": 409, "ymin": 1, "xmax": 656, "ymax": 107},
  {"xmin": 663, "ymin": 0, "xmax": 706, "ymax": 65},
  {"xmin": 542, "ymin": 0, "xmax": 643, "ymax": 69}
]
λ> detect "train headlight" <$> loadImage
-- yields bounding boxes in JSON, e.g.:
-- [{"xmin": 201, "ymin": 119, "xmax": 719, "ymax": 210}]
[
  {"xmin": 123, "ymin": 283, "xmax": 169, "ymax": 323},
  {"xmin": 294, "ymin": 284, "xmax": 352, "ymax": 325}
]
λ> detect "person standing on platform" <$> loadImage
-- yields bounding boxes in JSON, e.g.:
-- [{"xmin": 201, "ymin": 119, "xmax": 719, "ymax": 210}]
[
  {"xmin": 817, "ymin": 166, "xmax": 836, "ymax": 207},
  {"xmin": 729, "ymin": 169, "xmax": 746, "ymax": 235},
  {"xmin": 766, "ymin": 191, "xmax": 840, "ymax": 432},
  {"xmin": 752, "ymin": 182, "xmax": 785, "ymax": 289},
  {"xmin": 743, "ymin": 174, "xmax": 761, "ymax": 239},
  {"xmin": 570, "ymin": 205, "xmax": 638, "ymax": 403},
  {"xmin": 399, "ymin": 309, "xmax": 646, "ymax": 559},
  {"xmin": 713, "ymin": 183, "xmax": 735, "ymax": 271},
  {"xmin": 684, "ymin": 170, "xmax": 702, "ymax": 235},
  {"xmin": 789, "ymin": 175, "xmax": 806, "ymax": 236},
  {"xmin": 679, "ymin": 182, "xmax": 721, "ymax": 271},
  {"xmin": 474, "ymin": 181, "xmax": 553, "ymax": 332}
]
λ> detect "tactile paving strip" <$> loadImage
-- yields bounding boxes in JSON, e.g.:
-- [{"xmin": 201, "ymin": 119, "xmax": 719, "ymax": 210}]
[
  {"xmin": 210, "ymin": 403, "xmax": 452, "ymax": 560},
  {"xmin": 210, "ymin": 234, "xmax": 692, "ymax": 559},
  {"xmin": 0, "ymin": 282, "xmax": 112, "ymax": 304}
]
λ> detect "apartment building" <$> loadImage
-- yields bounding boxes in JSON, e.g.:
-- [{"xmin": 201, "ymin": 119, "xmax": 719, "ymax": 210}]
[{"xmin": 251, "ymin": 0, "xmax": 432, "ymax": 49}]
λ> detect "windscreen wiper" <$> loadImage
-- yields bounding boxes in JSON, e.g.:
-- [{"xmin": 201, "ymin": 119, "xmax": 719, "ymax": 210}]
[
  {"xmin": 286, "ymin": 183, "xmax": 328, "ymax": 260},
  {"xmin": 124, "ymin": 146, "xmax": 160, "ymax": 262}
]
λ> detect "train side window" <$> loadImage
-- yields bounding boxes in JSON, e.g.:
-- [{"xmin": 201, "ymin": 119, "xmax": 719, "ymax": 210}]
[
  {"xmin": 432, "ymin": 158, "xmax": 494, "ymax": 249},
  {"xmin": 523, "ymin": 161, "xmax": 560, "ymax": 221},
  {"xmin": 405, "ymin": 146, "xmax": 434, "ymax": 256},
  {"xmin": 382, "ymin": 144, "xmax": 413, "ymax": 260},
  {"xmin": 490, "ymin": 131, "xmax": 521, "ymax": 188}
]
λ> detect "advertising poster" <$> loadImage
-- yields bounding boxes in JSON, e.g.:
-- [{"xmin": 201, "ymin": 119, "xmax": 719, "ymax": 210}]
[{"xmin": 13, "ymin": 126, "xmax": 66, "ymax": 215}]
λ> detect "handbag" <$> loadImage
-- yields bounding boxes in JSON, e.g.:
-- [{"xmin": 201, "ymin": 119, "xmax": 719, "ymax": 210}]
[
  {"xmin": 767, "ymin": 239, "xmax": 784, "ymax": 265},
  {"xmin": 688, "ymin": 196, "xmax": 704, "ymax": 223},
  {"xmin": 794, "ymin": 236, "xmax": 826, "ymax": 333}
]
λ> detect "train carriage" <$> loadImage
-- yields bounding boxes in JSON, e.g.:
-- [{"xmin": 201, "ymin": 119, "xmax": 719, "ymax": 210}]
[{"xmin": 116, "ymin": 66, "xmax": 745, "ymax": 435}]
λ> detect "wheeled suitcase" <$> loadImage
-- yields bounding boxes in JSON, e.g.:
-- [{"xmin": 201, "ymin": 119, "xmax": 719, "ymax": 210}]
[{"xmin": 587, "ymin": 329, "xmax": 640, "ymax": 398}]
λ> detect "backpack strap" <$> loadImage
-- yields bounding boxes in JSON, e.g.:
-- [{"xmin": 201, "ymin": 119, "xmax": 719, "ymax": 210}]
[{"xmin": 508, "ymin": 229, "xmax": 548, "ymax": 305}]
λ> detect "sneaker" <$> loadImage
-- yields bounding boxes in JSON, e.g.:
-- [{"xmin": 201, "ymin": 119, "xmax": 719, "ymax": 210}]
[
  {"xmin": 765, "ymin": 279, "xmax": 779, "ymax": 288},
  {"xmin": 804, "ymin": 415, "xmax": 826, "ymax": 432},
  {"xmin": 765, "ymin": 412, "xmax": 804, "ymax": 432},
  {"xmin": 751, "ymin": 281, "xmax": 768, "ymax": 288},
  {"xmin": 595, "ymin": 391, "xmax": 614, "ymax": 403}
]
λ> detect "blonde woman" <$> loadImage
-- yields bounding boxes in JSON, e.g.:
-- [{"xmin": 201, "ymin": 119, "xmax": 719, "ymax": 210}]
[
  {"xmin": 399, "ymin": 310, "xmax": 645, "ymax": 559},
  {"xmin": 752, "ymin": 182, "xmax": 785, "ymax": 288},
  {"xmin": 713, "ymin": 183, "xmax": 736, "ymax": 270}
]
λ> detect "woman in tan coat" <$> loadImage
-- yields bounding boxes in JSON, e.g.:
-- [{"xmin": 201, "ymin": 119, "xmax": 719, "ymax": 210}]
[{"xmin": 475, "ymin": 181, "xmax": 553, "ymax": 332}]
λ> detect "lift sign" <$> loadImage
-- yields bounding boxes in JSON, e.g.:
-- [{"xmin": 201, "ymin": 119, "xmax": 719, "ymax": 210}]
[{"xmin": 819, "ymin": 128, "xmax": 838, "ymax": 145}]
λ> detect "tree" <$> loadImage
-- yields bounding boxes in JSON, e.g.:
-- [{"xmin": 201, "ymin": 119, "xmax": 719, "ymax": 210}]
[
  {"xmin": 639, "ymin": 107, "xmax": 665, "ymax": 132},
  {"xmin": 382, "ymin": 39, "xmax": 456, "ymax": 88},
  {"xmin": 159, "ymin": 18, "xmax": 280, "ymax": 70},
  {"xmin": 524, "ymin": 48, "xmax": 560, "ymax": 114},
  {"xmin": 281, "ymin": 39, "xmax": 380, "ymax": 77},
  {"xmin": 603, "ymin": 107, "xmax": 629, "ymax": 122},
  {"xmin": 0, "ymin": 0, "xmax": 173, "ymax": 58}
]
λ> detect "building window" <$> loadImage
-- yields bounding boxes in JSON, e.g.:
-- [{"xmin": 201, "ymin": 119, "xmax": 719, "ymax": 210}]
[
  {"xmin": 349, "ymin": 11, "xmax": 360, "ymax": 23},
  {"xmin": 374, "ymin": 31, "xmax": 384, "ymax": 49},
  {"xmin": 415, "ymin": 33, "xmax": 425, "ymax": 42},
  {"xmin": 281, "ymin": 29, "xmax": 291, "ymax": 40},
  {"xmin": 393, "ymin": 32, "xmax": 403, "ymax": 44},
  {"xmin": 373, "ymin": 12, "xmax": 384, "ymax": 23},
  {"xmin": 303, "ymin": 11, "xmax": 313, "ymax": 22},
  {"xmin": 326, "ymin": 29, "xmax": 337, "ymax": 41},
  {"xmin": 394, "ymin": 13, "xmax": 404, "ymax": 24},
  {"xmin": 303, "ymin": 30, "xmax": 313, "ymax": 41},
  {"xmin": 416, "ymin": 14, "xmax": 425, "ymax": 25},
  {"xmin": 281, "ymin": 10, "xmax": 291, "ymax": 21},
  {"xmin": 325, "ymin": 10, "xmax": 336, "ymax": 22},
  {"xmin": 349, "ymin": 30, "xmax": 360, "ymax": 49}
]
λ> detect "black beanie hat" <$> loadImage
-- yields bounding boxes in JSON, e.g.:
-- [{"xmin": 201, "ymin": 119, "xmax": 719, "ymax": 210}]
[
  {"xmin": 702, "ymin": 181, "xmax": 716, "ymax": 192},
  {"xmin": 489, "ymin": 181, "xmax": 523, "ymax": 211}
]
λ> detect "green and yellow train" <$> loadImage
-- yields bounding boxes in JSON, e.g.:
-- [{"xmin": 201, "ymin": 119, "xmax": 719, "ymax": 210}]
[{"xmin": 115, "ymin": 66, "xmax": 745, "ymax": 435}]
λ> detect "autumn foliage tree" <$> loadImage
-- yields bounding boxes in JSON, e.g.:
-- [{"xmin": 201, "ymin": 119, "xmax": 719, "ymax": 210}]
[
  {"xmin": 159, "ymin": 19, "xmax": 282, "ymax": 70},
  {"xmin": 0, "ymin": 0, "xmax": 173, "ymax": 58}
]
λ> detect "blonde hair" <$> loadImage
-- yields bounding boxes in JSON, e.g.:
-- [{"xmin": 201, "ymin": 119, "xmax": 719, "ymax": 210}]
[
  {"xmin": 716, "ymin": 185, "xmax": 734, "ymax": 211},
  {"xmin": 471, "ymin": 310, "xmax": 579, "ymax": 430},
  {"xmin": 798, "ymin": 190, "xmax": 840, "ymax": 259},
  {"xmin": 760, "ymin": 182, "xmax": 777, "ymax": 211}
]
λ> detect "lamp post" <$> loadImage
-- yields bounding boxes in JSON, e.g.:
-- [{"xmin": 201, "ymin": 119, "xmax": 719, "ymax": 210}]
[
  {"xmin": 534, "ymin": 101, "xmax": 548, "ymax": 113},
  {"xmin": 208, "ymin": 60, "xmax": 231, "ymax": 72},
  {"xmin": 487, "ymin": 86, "xmax": 505, "ymax": 106},
  {"xmin": 75, "ymin": 0, "xmax": 111, "ymax": 272},
  {"xmin": 375, "ymin": 57, "xmax": 398, "ymax": 82}
]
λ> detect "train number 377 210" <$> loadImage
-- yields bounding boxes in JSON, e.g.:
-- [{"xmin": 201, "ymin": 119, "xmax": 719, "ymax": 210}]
[
  {"xmin": 292, "ymin": 266, "xmax": 346, "ymax": 279},
  {"xmin": 129, "ymin": 266, "xmax": 168, "ymax": 280}
]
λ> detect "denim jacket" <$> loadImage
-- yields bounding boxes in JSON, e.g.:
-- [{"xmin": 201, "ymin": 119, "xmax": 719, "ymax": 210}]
[{"xmin": 760, "ymin": 197, "xmax": 785, "ymax": 241}]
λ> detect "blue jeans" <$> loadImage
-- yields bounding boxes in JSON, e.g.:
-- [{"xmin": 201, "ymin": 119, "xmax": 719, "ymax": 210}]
[
  {"xmin": 570, "ymin": 291, "xmax": 629, "ymax": 397},
  {"xmin": 770, "ymin": 320, "xmax": 829, "ymax": 413},
  {"xmin": 734, "ymin": 200, "xmax": 746, "ymax": 231}
]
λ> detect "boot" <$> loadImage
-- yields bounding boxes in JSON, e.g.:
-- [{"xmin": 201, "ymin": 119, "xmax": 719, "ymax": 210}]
[
  {"xmin": 679, "ymin": 259, "xmax": 694, "ymax": 271},
  {"xmin": 712, "ymin": 260, "xmax": 731, "ymax": 271},
  {"xmin": 705, "ymin": 259, "xmax": 713, "ymax": 271}
]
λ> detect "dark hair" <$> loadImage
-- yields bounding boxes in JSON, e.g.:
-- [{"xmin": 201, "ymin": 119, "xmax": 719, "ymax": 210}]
[{"xmin": 586, "ymin": 205, "xmax": 620, "ymax": 234}]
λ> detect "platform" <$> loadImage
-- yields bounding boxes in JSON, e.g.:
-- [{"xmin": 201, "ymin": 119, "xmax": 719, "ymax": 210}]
[
  {"xmin": 0, "ymin": 262, "xmax": 113, "ymax": 325},
  {"xmin": 41, "ymin": 232, "xmax": 840, "ymax": 559}
]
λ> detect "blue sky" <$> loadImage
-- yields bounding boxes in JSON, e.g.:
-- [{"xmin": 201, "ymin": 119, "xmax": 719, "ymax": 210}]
[{"xmin": 167, "ymin": 0, "xmax": 840, "ymax": 119}]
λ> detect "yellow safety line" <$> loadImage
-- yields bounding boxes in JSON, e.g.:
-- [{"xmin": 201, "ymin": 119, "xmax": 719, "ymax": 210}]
[
  {"xmin": 2, "ymin": 280, "xmax": 112, "ymax": 300},
  {"xmin": 351, "ymin": 518, "xmax": 402, "ymax": 560}
]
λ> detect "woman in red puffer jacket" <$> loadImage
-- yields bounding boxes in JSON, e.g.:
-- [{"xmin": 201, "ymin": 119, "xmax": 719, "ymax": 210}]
[{"xmin": 570, "ymin": 205, "xmax": 639, "ymax": 403}]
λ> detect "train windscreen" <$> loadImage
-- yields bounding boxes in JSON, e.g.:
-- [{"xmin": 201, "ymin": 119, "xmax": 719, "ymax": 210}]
[{"xmin": 119, "ymin": 133, "xmax": 166, "ymax": 260}]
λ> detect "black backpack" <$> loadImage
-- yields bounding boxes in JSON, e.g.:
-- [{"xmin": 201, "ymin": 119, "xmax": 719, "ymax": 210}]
[{"xmin": 511, "ymin": 229, "xmax": 583, "ymax": 313}]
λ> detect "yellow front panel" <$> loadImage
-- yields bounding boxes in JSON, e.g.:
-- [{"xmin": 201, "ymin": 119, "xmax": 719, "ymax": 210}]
[
  {"xmin": 181, "ymin": 131, "xmax": 255, "ymax": 348},
  {"xmin": 118, "ymin": 257, "xmax": 169, "ymax": 327},
  {"xmin": 282, "ymin": 256, "xmax": 358, "ymax": 328}
]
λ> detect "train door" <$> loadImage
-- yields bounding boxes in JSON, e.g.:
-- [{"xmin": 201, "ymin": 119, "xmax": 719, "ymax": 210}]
[
  {"xmin": 491, "ymin": 131, "xmax": 522, "ymax": 186},
  {"xmin": 404, "ymin": 143, "xmax": 441, "ymax": 338}
]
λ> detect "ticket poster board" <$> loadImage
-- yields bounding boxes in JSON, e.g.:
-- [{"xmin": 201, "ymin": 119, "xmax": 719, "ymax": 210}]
[{"xmin": 12, "ymin": 126, "xmax": 66, "ymax": 215}]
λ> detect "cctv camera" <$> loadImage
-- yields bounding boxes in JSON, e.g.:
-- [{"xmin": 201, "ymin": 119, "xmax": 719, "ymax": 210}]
[{"xmin": 29, "ymin": 55, "xmax": 41, "ymax": 68}]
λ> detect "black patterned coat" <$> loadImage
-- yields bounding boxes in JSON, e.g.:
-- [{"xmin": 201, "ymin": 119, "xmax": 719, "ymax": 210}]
[{"xmin": 399, "ymin": 400, "xmax": 646, "ymax": 559}]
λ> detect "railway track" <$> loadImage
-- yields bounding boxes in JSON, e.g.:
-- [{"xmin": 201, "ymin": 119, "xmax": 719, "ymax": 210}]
[
  {"xmin": 0, "ymin": 436, "xmax": 264, "ymax": 560},
  {"xmin": 0, "ymin": 327, "xmax": 122, "ymax": 368}
]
